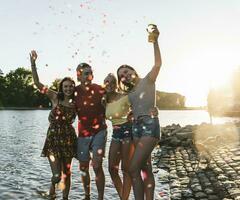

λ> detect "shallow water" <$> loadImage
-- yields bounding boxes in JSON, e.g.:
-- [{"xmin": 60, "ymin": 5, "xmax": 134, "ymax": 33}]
[{"xmin": 0, "ymin": 110, "xmax": 238, "ymax": 199}]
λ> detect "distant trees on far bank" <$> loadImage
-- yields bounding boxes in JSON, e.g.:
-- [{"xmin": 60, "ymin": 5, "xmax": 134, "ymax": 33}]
[
  {"xmin": 156, "ymin": 91, "xmax": 186, "ymax": 109},
  {"xmin": 0, "ymin": 67, "xmax": 186, "ymax": 109},
  {"xmin": 0, "ymin": 68, "xmax": 51, "ymax": 108}
]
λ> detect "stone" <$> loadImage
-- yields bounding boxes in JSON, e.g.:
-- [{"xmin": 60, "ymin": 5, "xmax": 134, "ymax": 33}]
[
  {"xmin": 217, "ymin": 174, "xmax": 228, "ymax": 181},
  {"xmin": 194, "ymin": 191, "xmax": 207, "ymax": 198},
  {"xmin": 181, "ymin": 189, "xmax": 193, "ymax": 197},
  {"xmin": 207, "ymin": 195, "xmax": 219, "ymax": 200},
  {"xmin": 204, "ymin": 188, "xmax": 214, "ymax": 194},
  {"xmin": 176, "ymin": 132, "xmax": 193, "ymax": 140}
]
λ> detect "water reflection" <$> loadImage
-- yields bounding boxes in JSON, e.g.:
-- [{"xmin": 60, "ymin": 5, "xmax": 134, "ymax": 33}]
[{"xmin": 0, "ymin": 110, "xmax": 238, "ymax": 199}]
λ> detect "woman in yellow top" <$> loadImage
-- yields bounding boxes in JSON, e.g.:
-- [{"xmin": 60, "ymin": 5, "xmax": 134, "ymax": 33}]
[{"xmin": 104, "ymin": 73, "xmax": 134, "ymax": 200}]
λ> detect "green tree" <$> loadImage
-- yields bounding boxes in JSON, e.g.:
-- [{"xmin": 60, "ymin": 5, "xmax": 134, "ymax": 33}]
[
  {"xmin": 0, "ymin": 70, "xmax": 7, "ymax": 107},
  {"xmin": 156, "ymin": 91, "xmax": 186, "ymax": 109},
  {"xmin": 50, "ymin": 78, "xmax": 61, "ymax": 92},
  {"xmin": 3, "ymin": 67, "xmax": 50, "ymax": 107}
]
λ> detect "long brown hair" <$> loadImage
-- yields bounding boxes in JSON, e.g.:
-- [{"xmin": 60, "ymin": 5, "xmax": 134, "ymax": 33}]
[
  {"xmin": 117, "ymin": 64, "xmax": 139, "ymax": 92},
  {"xmin": 57, "ymin": 77, "xmax": 75, "ymax": 101}
]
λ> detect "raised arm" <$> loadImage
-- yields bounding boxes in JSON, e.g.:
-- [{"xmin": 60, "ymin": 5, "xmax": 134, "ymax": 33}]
[
  {"xmin": 30, "ymin": 50, "xmax": 57, "ymax": 101},
  {"xmin": 148, "ymin": 26, "xmax": 162, "ymax": 82}
]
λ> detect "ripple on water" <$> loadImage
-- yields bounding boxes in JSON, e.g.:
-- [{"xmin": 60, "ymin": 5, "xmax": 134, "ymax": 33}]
[{"xmin": 0, "ymin": 110, "xmax": 173, "ymax": 199}]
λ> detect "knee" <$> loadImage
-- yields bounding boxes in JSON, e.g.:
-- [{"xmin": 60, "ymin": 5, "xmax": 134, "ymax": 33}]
[
  {"xmin": 121, "ymin": 163, "xmax": 130, "ymax": 175},
  {"xmin": 93, "ymin": 165, "xmax": 103, "ymax": 175},
  {"xmin": 79, "ymin": 164, "xmax": 89, "ymax": 177},
  {"xmin": 129, "ymin": 163, "xmax": 140, "ymax": 178},
  {"xmin": 141, "ymin": 162, "xmax": 152, "ymax": 173},
  {"xmin": 79, "ymin": 163, "xmax": 89, "ymax": 172},
  {"xmin": 109, "ymin": 164, "xmax": 119, "ymax": 175},
  {"xmin": 51, "ymin": 173, "xmax": 61, "ymax": 184}
]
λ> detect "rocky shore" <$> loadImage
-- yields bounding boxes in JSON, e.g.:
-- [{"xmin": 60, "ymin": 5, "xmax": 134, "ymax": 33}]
[{"xmin": 153, "ymin": 122, "xmax": 240, "ymax": 200}]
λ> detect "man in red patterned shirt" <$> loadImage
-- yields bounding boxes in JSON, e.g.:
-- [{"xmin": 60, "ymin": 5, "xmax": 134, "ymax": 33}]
[{"xmin": 75, "ymin": 63, "xmax": 107, "ymax": 200}]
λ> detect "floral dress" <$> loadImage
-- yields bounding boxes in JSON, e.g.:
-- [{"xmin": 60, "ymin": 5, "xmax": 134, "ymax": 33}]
[{"xmin": 41, "ymin": 104, "xmax": 77, "ymax": 158}]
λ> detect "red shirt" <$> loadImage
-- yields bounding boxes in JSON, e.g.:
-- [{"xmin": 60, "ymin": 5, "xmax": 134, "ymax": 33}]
[{"xmin": 75, "ymin": 84, "xmax": 106, "ymax": 137}]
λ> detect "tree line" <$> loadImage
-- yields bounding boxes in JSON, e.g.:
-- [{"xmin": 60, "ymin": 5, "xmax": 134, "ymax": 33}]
[{"xmin": 0, "ymin": 67, "xmax": 186, "ymax": 109}]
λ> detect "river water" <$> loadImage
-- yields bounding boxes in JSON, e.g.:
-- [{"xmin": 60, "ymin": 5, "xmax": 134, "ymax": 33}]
[{"xmin": 0, "ymin": 110, "xmax": 239, "ymax": 199}]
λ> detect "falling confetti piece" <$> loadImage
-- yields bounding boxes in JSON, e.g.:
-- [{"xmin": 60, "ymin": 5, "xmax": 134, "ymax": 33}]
[
  {"xmin": 40, "ymin": 86, "xmax": 48, "ymax": 94},
  {"xmin": 139, "ymin": 92, "xmax": 145, "ymax": 99},
  {"xmin": 93, "ymin": 124, "xmax": 100, "ymax": 129},
  {"xmin": 101, "ymin": 50, "xmax": 107, "ymax": 56},
  {"xmin": 97, "ymin": 149, "xmax": 103, "ymax": 155},
  {"xmin": 141, "ymin": 171, "xmax": 148, "ymax": 180},
  {"xmin": 58, "ymin": 182, "xmax": 66, "ymax": 190},
  {"xmin": 49, "ymin": 155, "xmax": 55, "ymax": 162},
  {"xmin": 147, "ymin": 184, "xmax": 152, "ymax": 188}
]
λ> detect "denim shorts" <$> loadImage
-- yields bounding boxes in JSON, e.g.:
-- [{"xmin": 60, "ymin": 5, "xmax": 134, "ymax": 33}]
[
  {"xmin": 76, "ymin": 129, "xmax": 107, "ymax": 162},
  {"xmin": 112, "ymin": 122, "xmax": 132, "ymax": 142},
  {"xmin": 132, "ymin": 116, "xmax": 161, "ymax": 139}
]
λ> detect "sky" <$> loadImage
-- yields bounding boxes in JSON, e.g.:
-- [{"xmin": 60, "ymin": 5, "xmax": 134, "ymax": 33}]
[{"xmin": 1, "ymin": 0, "xmax": 240, "ymax": 106}]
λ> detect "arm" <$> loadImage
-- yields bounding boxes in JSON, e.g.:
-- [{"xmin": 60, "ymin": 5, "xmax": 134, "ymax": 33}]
[
  {"xmin": 30, "ymin": 50, "xmax": 57, "ymax": 102},
  {"xmin": 148, "ymin": 26, "xmax": 162, "ymax": 82}
]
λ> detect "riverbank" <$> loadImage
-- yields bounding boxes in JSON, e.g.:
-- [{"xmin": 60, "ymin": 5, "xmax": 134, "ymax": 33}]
[
  {"xmin": 0, "ymin": 107, "xmax": 205, "ymax": 111},
  {"xmin": 0, "ymin": 107, "xmax": 51, "ymax": 110},
  {"xmin": 153, "ymin": 122, "xmax": 240, "ymax": 199}
]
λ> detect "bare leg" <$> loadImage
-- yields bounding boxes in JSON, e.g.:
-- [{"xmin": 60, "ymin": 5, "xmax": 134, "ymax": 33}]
[
  {"xmin": 129, "ymin": 137, "xmax": 158, "ymax": 200},
  {"xmin": 79, "ymin": 161, "xmax": 91, "ymax": 198},
  {"xmin": 48, "ymin": 156, "xmax": 61, "ymax": 197},
  {"xmin": 92, "ymin": 153, "xmax": 105, "ymax": 200},
  {"xmin": 121, "ymin": 138, "xmax": 134, "ymax": 200},
  {"xmin": 108, "ymin": 140, "xmax": 122, "ymax": 198},
  {"xmin": 62, "ymin": 157, "xmax": 73, "ymax": 199},
  {"xmin": 143, "ymin": 157, "xmax": 155, "ymax": 200}
]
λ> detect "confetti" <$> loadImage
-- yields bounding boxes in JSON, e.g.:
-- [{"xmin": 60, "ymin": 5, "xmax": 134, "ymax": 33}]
[
  {"xmin": 141, "ymin": 171, "xmax": 147, "ymax": 180},
  {"xmin": 49, "ymin": 155, "xmax": 55, "ymax": 162},
  {"xmin": 58, "ymin": 181, "xmax": 66, "ymax": 190},
  {"xmin": 97, "ymin": 149, "xmax": 103, "ymax": 155}
]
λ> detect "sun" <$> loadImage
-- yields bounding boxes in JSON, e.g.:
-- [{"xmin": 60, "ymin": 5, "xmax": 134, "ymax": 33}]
[{"xmin": 176, "ymin": 48, "xmax": 237, "ymax": 107}]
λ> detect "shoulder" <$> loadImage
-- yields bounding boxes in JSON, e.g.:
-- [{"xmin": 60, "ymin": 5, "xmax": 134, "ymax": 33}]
[
  {"xmin": 143, "ymin": 73, "xmax": 154, "ymax": 83},
  {"xmin": 75, "ymin": 85, "xmax": 81, "ymax": 91},
  {"xmin": 92, "ymin": 83, "xmax": 106, "ymax": 94}
]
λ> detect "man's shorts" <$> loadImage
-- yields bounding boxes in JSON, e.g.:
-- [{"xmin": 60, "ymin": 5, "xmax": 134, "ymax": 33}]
[
  {"xmin": 77, "ymin": 129, "xmax": 107, "ymax": 162},
  {"xmin": 132, "ymin": 116, "xmax": 161, "ymax": 139}
]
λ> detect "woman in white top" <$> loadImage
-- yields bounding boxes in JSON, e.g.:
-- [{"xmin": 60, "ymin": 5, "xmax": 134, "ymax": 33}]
[{"xmin": 116, "ymin": 25, "xmax": 162, "ymax": 200}]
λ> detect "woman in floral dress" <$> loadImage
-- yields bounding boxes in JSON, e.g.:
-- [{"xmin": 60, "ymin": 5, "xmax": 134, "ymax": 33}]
[{"xmin": 30, "ymin": 50, "xmax": 77, "ymax": 200}]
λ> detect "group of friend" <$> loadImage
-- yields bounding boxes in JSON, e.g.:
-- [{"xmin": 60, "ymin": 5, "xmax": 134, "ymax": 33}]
[{"xmin": 30, "ymin": 25, "xmax": 162, "ymax": 200}]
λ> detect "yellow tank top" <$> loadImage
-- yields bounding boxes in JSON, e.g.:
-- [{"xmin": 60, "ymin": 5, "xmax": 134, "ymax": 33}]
[{"xmin": 106, "ymin": 95, "xmax": 130, "ymax": 125}]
